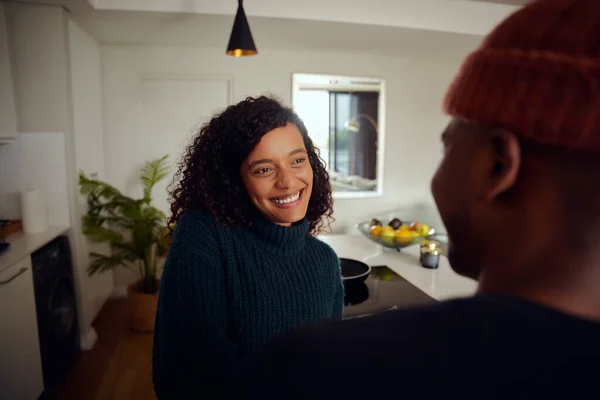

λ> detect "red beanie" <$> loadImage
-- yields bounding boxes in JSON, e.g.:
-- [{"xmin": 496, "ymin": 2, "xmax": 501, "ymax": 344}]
[{"xmin": 444, "ymin": 0, "xmax": 600, "ymax": 151}]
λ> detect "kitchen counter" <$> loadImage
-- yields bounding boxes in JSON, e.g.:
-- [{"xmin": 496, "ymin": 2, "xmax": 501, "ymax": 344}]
[
  {"xmin": 0, "ymin": 225, "xmax": 70, "ymax": 271},
  {"xmin": 318, "ymin": 234, "xmax": 478, "ymax": 301}
]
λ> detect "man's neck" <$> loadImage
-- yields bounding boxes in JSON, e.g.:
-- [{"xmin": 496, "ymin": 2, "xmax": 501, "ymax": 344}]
[{"xmin": 478, "ymin": 246, "xmax": 600, "ymax": 321}]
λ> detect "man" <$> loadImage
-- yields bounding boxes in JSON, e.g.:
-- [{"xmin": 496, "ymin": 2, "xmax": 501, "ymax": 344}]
[{"xmin": 233, "ymin": 0, "xmax": 600, "ymax": 398}]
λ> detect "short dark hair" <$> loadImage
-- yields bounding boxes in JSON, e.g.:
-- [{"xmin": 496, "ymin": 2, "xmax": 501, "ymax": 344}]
[{"xmin": 168, "ymin": 95, "xmax": 334, "ymax": 235}]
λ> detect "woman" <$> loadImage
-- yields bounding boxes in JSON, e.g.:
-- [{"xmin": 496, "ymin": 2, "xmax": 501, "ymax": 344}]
[{"xmin": 152, "ymin": 96, "xmax": 344, "ymax": 399}]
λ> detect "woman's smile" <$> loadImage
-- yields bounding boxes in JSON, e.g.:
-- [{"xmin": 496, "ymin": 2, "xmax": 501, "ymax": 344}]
[{"xmin": 270, "ymin": 188, "xmax": 305, "ymax": 208}]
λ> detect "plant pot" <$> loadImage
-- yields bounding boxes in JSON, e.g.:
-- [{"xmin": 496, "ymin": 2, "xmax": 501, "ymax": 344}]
[{"xmin": 127, "ymin": 279, "xmax": 160, "ymax": 333}]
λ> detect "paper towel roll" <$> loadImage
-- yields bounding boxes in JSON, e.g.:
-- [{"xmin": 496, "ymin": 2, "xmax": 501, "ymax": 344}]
[{"xmin": 21, "ymin": 189, "xmax": 48, "ymax": 234}]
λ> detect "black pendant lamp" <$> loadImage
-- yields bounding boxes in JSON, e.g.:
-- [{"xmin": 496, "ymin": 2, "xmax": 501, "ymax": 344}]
[{"xmin": 226, "ymin": 0, "xmax": 258, "ymax": 57}]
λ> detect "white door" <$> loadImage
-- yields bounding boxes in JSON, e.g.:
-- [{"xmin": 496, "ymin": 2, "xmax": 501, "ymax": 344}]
[
  {"xmin": 0, "ymin": 257, "xmax": 44, "ymax": 399},
  {"xmin": 140, "ymin": 75, "xmax": 232, "ymax": 214}
]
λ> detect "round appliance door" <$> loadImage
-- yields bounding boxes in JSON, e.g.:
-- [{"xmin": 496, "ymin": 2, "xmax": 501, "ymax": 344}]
[{"xmin": 47, "ymin": 274, "xmax": 77, "ymax": 339}]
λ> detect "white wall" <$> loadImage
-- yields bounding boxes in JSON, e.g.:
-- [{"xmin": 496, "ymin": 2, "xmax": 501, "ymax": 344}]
[
  {"xmin": 4, "ymin": 3, "xmax": 71, "ymax": 133},
  {"xmin": 102, "ymin": 42, "xmax": 477, "ymax": 286},
  {"xmin": 0, "ymin": 2, "xmax": 18, "ymax": 140},
  {"xmin": 0, "ymin": 132, "xmax": 70, "ymax": 227},
  {"xmin": 4, "ymin": 3, "xmax": 113, "ymax": 347},
  {"xmin": 68, "ymin": 20, "xmax": 114, "ymax": 325},
  {"xmin": 69, "ymin": 21, "xmax": 107, "ymax": 183}
]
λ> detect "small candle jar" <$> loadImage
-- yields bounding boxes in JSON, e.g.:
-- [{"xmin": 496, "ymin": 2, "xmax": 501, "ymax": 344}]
[{"xmin": 420, "ymin": 240, "xmax": 441, "ymax": 269}]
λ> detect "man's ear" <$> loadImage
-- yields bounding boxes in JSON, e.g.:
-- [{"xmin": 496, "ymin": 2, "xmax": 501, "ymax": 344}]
[{"xmin": 484, "ymin": 130, "xmax": 521, "ymax": 201}]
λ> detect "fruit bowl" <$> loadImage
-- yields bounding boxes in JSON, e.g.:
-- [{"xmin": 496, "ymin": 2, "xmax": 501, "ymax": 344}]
[{"xmin": 356, "ymin": 217, "xmax": 437, "ymax": 251}]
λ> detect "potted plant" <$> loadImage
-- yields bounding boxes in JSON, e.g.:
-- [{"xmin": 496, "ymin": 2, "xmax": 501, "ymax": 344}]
[{"xmin": 79, "ymin": 155, "xmax": 171, "ymax": 332}]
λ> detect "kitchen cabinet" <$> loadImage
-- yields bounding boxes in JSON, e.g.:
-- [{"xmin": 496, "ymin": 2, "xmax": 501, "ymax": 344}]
[
  {"xmin": 0, "ymin": 257, "xmax": 44, "ymax": 400},
  {"xmin": 0, "ymin": 2, "xmax": 18, "ymax": 142}
]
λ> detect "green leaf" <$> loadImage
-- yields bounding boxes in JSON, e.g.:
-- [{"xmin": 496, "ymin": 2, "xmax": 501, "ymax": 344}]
[
  {"xmin": 82, "ymin": 216, "xmax": 125, "ymax": 244},
  {"xmin": 141, "ymin": 155, "xmax": 170, "ymax": 203},
  {"xmin": 79, "ymin": 172, "xmax": 123, "ymax": 199},
  {"xmin": 156, "ymin": 225, "xmax": 171, "ymax": 258},
  {"xmin": 79, "ymin": 156, "xmax": 172, "ymax": 281},
  {"xmin": 87, "ymin": 251, "xmax": 130, "ymax": 275}
]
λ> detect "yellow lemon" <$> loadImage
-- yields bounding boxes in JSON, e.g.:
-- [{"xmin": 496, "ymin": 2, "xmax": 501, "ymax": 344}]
[
  {"xmin": 382, "ymin": 236, "xmax": 395, "ymax": 247},
  {"xmin": 416, "ymin": 224, "xmax": 431, "ymax": 237},
  {"xmin": 369, "ymin": 225, "xmax": 382, "ymax": 236},
  {"xmin": 381, "ymin": 225, "xmax": 395, "ymax": 237},
  {"xmin": 395, "ymin": 229, "xmax": 414, "ymax": 245}
]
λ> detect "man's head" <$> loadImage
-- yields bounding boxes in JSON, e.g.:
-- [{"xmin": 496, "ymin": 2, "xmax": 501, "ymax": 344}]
[{"xmin": 433, "ymin": 0, "xmax": 600, "ymax": 282}]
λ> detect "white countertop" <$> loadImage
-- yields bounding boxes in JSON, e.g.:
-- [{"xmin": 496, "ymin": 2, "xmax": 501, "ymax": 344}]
[
  {"xmin": 0, "ymin": 225, "xmax": 71, "ymax": 271},
  {"xmin": 318, "ymin": 234, "xmax": 478, "ymax": 301}
]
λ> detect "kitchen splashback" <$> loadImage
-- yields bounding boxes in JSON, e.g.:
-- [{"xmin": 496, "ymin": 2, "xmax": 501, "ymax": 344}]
[{"xmin": 0, "ymin": 132, "xmax": 70, "ymax": 226}]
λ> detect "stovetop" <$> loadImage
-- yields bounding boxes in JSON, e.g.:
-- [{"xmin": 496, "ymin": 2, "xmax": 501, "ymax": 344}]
[{"xmin": 342, "ymin": 265, "xmax": 436, "ymax": 319}]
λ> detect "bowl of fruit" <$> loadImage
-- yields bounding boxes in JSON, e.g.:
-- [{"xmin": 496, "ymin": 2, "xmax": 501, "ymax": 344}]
[{"xmin": 357, "ymin": 217, "xmax": 436, "ymax": 250}]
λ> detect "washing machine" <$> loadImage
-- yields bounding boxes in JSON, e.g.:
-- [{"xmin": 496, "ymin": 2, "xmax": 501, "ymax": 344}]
[{"xmin": 31, "ymin": 235, "xmax": 80, "ymax": 398}]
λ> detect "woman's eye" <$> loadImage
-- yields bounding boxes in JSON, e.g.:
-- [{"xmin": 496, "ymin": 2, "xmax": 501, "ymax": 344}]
[
  {"xmin": 254, "ymin": 167, "xmax": 272, "ymax": 175},
  {"xmin": 293, "ymin": 158, "xmax": 306, "ymax": 165}
]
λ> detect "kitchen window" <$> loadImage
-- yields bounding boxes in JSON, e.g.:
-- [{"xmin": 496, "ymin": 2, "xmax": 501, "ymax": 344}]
[{"xmin": 292, "ymin": 73, "xmax": 385, "ymax": 198}]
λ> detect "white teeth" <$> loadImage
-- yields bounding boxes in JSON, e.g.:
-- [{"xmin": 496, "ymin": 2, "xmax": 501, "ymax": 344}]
[{"xmin": 272, "ymin": 191, "xmax": 301, "ymax": 204}]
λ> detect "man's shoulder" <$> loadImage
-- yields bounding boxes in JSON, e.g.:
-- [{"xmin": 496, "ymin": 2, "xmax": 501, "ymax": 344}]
[
  {"xmin": 253, "ymin": 297, "xmax": 478, "ymax": 357},
  {"xmin": 291, "ymin": 295, "xmax": 492, "ymax": 342},
  {"xmin": 253, "ymin": 294, "xmax": 600, "ymax": 368},
  {"xmin": 238, "ymin": 295, "xmax": 599, "ymax": 399},
  {"xmin": 251, "ymin": 294, "xmax": 562, "ymax": 362},
  {"xmin": 238, "ymin": 298, "xmax": 489, "ymax": 398}
]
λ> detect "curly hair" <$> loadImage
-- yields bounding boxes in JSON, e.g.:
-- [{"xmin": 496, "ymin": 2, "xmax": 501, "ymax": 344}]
[{"xmin": 168, "ymin": 95, "xmax": 334, "ymax": 236}]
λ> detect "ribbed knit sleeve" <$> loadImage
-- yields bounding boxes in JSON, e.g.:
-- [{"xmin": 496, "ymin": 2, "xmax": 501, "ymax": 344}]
[
  {"xmin": 332, "ymin": 277, "xmax": 345, "ymax": 319},
  {"xmin": 152, "ymin": 213, "xmax": 237, "ymax": 399},
  {"xmin": 311, "ymin": 239, "xmax": 344, "ymax": 320}
]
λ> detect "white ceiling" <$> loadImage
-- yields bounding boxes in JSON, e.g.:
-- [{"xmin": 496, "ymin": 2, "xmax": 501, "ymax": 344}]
[
  {"xmin": 86, "ymin": 0, "xmax": 523, "ymax": 36},
  {"xmin": 73, "ymin": 11, "xmax": 482, "ymax": 60},
  {"xmin": 5, "ymin": 0, "xmax": 529, "ymax": 57},
  {"xmin": 6, "ymin": 1, "xmax": 527, "ymax": 35}
]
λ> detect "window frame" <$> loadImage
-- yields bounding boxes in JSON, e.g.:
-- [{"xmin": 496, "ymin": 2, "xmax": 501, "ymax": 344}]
[{"xmin": 291, "ymin": 73, "xmax": 386, "ymax": 199}]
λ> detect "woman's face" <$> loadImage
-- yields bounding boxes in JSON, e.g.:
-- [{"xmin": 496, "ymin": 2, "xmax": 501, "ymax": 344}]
[{"xmin": 240, "ymin": 123, "xmax": 313, "ymax": 227}]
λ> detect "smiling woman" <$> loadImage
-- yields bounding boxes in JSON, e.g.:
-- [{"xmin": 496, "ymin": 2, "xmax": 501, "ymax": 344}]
[
  {"xmin": 152, "ymin": 96, "xmax": 343, "ymax": 399},
  {"xmin": 241, "ymin": 124, "xmax": 314, "ymax": 226}
]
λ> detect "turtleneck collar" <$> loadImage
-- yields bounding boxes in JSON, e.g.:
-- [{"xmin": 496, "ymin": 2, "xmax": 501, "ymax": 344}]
[{"xmin": 249, "ymin": 211, "xmax": 309, "ymax": 256}]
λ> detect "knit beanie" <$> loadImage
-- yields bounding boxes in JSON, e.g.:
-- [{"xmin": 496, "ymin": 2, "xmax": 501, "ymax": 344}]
[{"xmin": 444, "ymin": 0, "xmax": 600, "ymax": 151}]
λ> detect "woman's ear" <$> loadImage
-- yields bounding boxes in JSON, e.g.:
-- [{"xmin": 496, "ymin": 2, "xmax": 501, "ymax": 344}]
[{"xmin": 484, "ymin": 130, "xmax": 521, "ymax": 201}]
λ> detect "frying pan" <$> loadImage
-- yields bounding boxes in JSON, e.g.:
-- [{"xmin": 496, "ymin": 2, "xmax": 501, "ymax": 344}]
[
  {"xmin": 340, "ymin": 258, "xmax": 371, "ymax": 283},
  {"xmin": 340, "ymin": 258, "xmax": 371, "ymax": 306}
]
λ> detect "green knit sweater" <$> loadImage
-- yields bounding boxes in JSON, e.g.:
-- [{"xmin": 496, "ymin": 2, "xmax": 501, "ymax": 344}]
[{"xmin": 152, "ymin": 210, "xmax": 344, "ymax": 399}]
